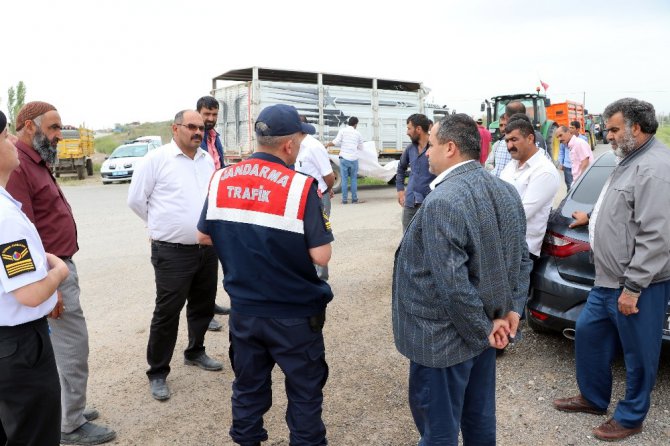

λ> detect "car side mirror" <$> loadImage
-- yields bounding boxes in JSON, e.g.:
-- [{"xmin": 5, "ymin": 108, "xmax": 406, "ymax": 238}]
[{"xmin": 104, "ymin": 156, "xmax": 109, "ymax": 160}]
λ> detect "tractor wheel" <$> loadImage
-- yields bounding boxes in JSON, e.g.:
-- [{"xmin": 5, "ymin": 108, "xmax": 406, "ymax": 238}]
[
  {"xmin": 86, "ymin": 158, "xmax": 94, "ymax": 176},
  {"xmin": 546, "ymin": 124, "xmax": 558, "ymax": 160},
  {"xmin": 76, "ymin": 164, "xmax": 85, "ymax": 180}
]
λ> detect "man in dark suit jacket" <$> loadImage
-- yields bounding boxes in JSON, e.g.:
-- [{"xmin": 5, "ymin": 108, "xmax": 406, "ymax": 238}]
[{"xmin": 392, "ymin": 114, "xmax": 533, "ymax": 445}]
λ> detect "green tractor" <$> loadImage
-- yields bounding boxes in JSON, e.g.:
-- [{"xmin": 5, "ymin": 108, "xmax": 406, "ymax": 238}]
[{"xmin": 482, "ymin": 91, "xmax": 559, "ymax": 159}]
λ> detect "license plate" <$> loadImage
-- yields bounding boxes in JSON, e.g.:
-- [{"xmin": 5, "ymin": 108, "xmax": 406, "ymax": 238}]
[{"xmin": 112, "ymin": 171, "xmax": 128, "ymax": 176}]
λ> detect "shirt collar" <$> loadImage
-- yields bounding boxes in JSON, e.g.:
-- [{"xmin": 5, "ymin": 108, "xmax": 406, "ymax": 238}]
[
  {"xmin": 430, "ymin": 160, "xmax": 475, "ymax": 190},
  {"xmin": 250, "ymin": 151, "xmax": 289, "ymax": 167},
  {"xmin": 514, "ymin": 149, "xmax": 544, "ymax": 170},
  {"xmin": 15, "ymin": 139, "xmax": 44, "ymax": 165},
  {"xmin": 168, "ymin": 139, "xmax": 207, "ymax": 159},
  {"xmin": 618, "ymin": 135, "xmax": 655, "ymax": 166},
  {"xmin": 567, "ymin": 135, "xmax": 577, "ymax": 148},
  {"xmin": 411, "ymin": 141, "xmax": 430, "ymax": 155}
]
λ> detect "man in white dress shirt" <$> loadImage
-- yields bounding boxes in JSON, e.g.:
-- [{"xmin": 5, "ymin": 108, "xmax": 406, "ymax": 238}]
[
  {"xmin": 296, "ymin": 115, "xmax": 335, "ymax": 280},
  {"xmin": 325, "ymin": 116, "xmax": 365, "ymax": 204},
  {"xmin": 128, "ymin": 110, "xmax": 222, "ymax": 402},
  {"xmin": 500, "ymin": 114, "xmax": 560, "ymax": 259}
]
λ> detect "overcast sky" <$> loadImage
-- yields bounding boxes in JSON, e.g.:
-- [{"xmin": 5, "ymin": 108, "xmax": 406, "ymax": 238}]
[{"xmin": 2, "ymin": 0, "xmax": 669, "ymax": 129}]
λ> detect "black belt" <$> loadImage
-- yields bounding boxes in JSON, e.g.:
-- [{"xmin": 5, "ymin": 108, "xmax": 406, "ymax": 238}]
[
  {"xmin": 151, "ymin": 240, "xmax": 208, "ymax": 249},
  {"xmin": 58, "ymin": 256, "xmax": 72, "ymax": 261},
  {"xmin": 0, "ymin": 316, "xmax": 47, "ymax": 335}
]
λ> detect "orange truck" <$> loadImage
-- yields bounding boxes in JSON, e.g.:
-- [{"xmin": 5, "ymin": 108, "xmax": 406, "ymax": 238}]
[{"xmin": 546, "ymin": 101, "xmax": 596, "ymax": 155}]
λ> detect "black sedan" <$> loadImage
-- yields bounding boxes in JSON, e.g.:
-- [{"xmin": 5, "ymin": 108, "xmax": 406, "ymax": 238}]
[{"xmin": 527, "ymin": 151, "xmax": 670, "ymax": 342}]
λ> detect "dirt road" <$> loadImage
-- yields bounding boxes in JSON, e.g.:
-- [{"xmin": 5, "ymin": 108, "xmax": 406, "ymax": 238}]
[{"xmin": 63, "ymin": 165, "xmax": 669, "ymax": 445}]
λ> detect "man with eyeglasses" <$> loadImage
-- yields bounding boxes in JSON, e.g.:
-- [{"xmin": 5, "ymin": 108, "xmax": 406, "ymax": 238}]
[
  {"xmin": 128, "ymin": 110, "xmax": 223, "ymax": 402},
  {"xmin": 6, "ymin": 102, "xmax": 116, "ymax": 445}
]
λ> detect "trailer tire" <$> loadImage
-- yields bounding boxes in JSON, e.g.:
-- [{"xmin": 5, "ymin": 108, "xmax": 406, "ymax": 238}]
[
  {"xmin": 76, "ymin": 164, "xmax": 85, "ymax": 180},
  {"xmin": 55, "ymin": 171, "xmax": 60, "ymax": 178},
  {"xmin": 86, "ymin": 158, "xmax": 94, "ymax": 176},
  {"xmin": 331, "ymin": 162, "xmax": 342, "ymax": 194}
]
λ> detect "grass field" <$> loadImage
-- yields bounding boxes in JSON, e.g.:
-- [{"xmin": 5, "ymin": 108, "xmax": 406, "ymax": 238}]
[
  {"xmin": 95, "ymin": 121, "xmax": 172, "ymax": 154},
  {"xmin": 657, "ymin": 125, "xmax": 670, "ymax": 146}
]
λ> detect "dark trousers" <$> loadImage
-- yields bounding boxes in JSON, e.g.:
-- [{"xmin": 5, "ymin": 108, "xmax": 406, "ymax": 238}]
[
  {"xmin": 575, "ymin": 281, "xmax": 670, "ymax": 428},
  {"xmin": 228, "ymin": 312, "xmax": 328, "ymax": 446},
  {"xmin": 409, "ymin": 348, "xmax": 496, "ymax": 446},
  {"xmin": 0, "ymin": 317, "xmax": 61, "ymax": 445},
  {"xmin": 147, "ymin": 242, "xmax": 218, "ymax": 379},
  {"xmin": 401, "ymin": 205, "xmax": 420, "ymax": 233}
]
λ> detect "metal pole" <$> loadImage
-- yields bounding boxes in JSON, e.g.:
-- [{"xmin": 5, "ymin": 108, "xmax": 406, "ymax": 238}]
[
  {"xmin": 318, "ymin": 73, "xmax": 324, "ymax": 142},
  {"xmin": 372, "ymin": 78, "xmax": 380, "ymax": 152}
]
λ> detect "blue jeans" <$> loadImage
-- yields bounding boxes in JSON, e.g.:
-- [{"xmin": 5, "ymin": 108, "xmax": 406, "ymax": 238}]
[
  {"xmin": 339, "ymin": 158, "xmax": 358, "ymax": 203},
  {"xmin": 409, "ymin": 349, "xmax": 496, "ymax": 446},
  {"xmin": 575, "ymin": 282, "xmax": 670, "ymax": 427},
  {"xmin": 562, "ymin": 167, "xmax": 573, "ymax": 190}
]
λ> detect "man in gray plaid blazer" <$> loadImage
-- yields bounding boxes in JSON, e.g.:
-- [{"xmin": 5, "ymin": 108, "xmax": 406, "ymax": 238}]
[{"xmin": 392, "ymin": 114, "xmax": 532, "ymax": 445}]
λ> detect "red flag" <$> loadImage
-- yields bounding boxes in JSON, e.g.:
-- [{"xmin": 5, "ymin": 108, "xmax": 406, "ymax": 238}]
[{"xmin": 540, "ymin": 80, "xmax": 549, "ymax": 91}]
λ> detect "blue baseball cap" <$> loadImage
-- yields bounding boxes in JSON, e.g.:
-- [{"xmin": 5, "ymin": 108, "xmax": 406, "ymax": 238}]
[{"xmin": 255, "ymin": 104, "xmax": 315, "ymax": 136}]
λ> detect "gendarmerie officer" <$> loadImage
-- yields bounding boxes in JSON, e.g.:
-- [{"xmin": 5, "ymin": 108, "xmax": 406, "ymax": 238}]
[
  {"xmin": 0, "ymin": 110, "xmax": 70, "ymax": 445},
  {"xmin": 197, "ymin": 104, "xmax": 334, "ymax": 446}
]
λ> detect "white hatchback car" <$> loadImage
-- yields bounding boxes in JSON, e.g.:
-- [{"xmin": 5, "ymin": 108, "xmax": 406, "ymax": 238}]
[{"xmin": 100, "ymin": 141, "xmax": 159, "ymax": 184}]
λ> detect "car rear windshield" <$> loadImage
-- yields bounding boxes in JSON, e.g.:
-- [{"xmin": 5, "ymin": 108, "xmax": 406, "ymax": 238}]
[
  {"xmin": 110, "ymin": 144, "xmax": 149, "ymax": 159},
  {"xmin": 570, "ymin": 166, "xmax": 612, "ymax": 204}
]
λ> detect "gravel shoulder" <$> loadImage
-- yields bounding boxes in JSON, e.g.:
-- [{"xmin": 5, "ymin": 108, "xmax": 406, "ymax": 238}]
[{"xmin": 63, "ymin": 175, "xmax": 670, "ymax": 445}]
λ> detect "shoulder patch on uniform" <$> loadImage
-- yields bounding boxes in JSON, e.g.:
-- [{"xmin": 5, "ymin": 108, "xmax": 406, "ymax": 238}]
[
  {"xmin": 322, "ymin": 211, "xmax": 332, "ymax": 232},
  {"xmin": 1, "ymin": 239, "xmax": 37, "ymax": 278}
]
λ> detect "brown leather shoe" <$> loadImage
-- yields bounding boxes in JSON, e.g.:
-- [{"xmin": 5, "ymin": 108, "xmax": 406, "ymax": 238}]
[
  {"xmin": 553, "ymin": 394, "xmax": 606, "ymax": 415},
  {"xmin": 593, "ymin": 418, "xmax": 642, "ymax": 441}
]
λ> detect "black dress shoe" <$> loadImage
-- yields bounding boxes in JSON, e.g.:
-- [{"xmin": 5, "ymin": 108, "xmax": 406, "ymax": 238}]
[
  {"xmin": 208, "ymin": 318, "xmax": 223, "ymax": 331},
  {"xmin": 213, "ymin": 304, "xmax": 231, "ymax": 315},
  {"xmin": 61, "ymin": 422, "xmax": 116, "ymax": 445},
  {"xmin": 184, "ymin": 353, "xmax": 223, "ymax": 371},
  {"xmin": 150, "ymin": 378, "xmax": 170, "ymax": 401}
]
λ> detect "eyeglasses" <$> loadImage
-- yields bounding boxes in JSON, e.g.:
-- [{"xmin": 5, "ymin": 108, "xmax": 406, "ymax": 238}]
[{"xmin": 177, "ymin": 123, "xmax": 205, "ymax": 132}]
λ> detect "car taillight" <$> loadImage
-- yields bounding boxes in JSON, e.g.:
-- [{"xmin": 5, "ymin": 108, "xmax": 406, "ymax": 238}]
[
  {"xmin": 541, "ymin": 231, "xmax": 590, "ymax": 258},
  {"xmin": 529, "ymin": 309, "xmax": 549, "ymax": 321}
]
